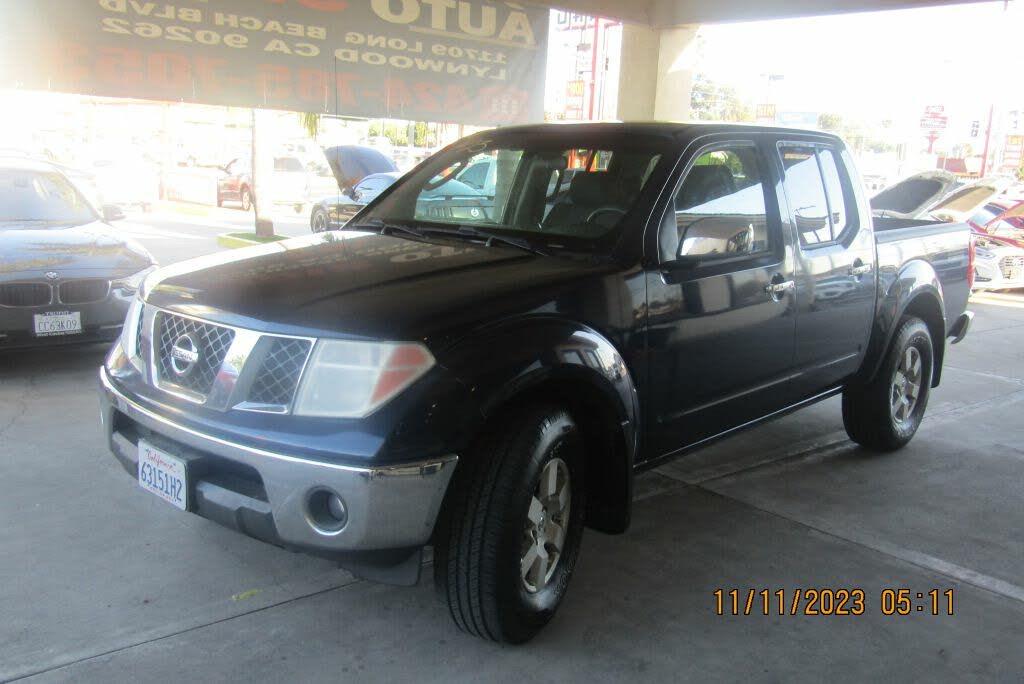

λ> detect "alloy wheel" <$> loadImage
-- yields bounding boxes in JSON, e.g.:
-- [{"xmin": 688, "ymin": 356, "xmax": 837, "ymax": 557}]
[{"xmin": 520, "ymin": 457, "xmax": 571, "ymax": 594}]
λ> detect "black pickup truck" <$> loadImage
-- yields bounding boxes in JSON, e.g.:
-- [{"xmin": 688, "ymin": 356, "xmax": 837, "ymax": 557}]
[{"xmin": 100, "ymin": 123, "xmax": 973, "ymax": 643}]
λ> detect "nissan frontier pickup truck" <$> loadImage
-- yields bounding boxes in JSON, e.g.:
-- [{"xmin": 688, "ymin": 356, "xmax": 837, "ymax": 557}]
[{"xmin": 100, "ymin": 123, "xmax": 974, "ymax": 643}]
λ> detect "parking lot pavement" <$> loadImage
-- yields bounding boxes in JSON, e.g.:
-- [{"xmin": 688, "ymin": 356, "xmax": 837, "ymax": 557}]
[
  {"xmin": 117, "ymin": 204, "xmax": 312, "ymax": 265},
  {"xmin": 4, "ymin": 296, "xmax": 1024, "ymax": 682}
]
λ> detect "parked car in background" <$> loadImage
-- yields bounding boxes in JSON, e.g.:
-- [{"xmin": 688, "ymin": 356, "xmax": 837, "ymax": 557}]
[
  {"xmin": 270, "ymin": 156, "xmax": 311, "ymax": 214},
  {"xmin": 309, "ymin": 171, "xmax": 485, "ymax": 232},
  {"xmin": 968, "ymin": 199, "xmax": 1024, "ymax": 290},
  {"xmin": 1, "ymin": 157, "xmax": 155, "ymax": 350},
  {"xmin": 101, "ymin": 123, "xmax": 972, "ymax": 643},
  {"xmin": 216, "ymin": 158, "xmax": 253, "ymax": 211},
  {"xmin": 322, "ymin": 145, "xmax": 397, "ymax": 193}
]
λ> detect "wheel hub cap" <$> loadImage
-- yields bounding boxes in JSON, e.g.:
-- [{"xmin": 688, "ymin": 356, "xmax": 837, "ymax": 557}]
[
  {"xmin": 890, "ymin": 346, "xmax": 923, "ymax": 427},
  {"xmin": 520, "ymin": 457, "xmax": 570, "ymax": 594}
]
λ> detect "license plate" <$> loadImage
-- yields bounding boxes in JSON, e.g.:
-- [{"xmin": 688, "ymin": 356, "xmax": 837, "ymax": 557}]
[
  {"xmin": 33, "ymin": 311, "xmax": 82, "ymax": 337},
  {"xmin": 138, "ymin": 439, "xmax": 188, "ymax": 511}
]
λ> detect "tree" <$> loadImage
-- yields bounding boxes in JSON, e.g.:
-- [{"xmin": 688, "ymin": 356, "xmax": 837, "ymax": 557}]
[
  {"xmin": 298, "ymin": 112, "xmax": 321, "ymax": 139},
  {"xmin": 690, "ymin": 74, "xmax": 753, "ymax": 123}
]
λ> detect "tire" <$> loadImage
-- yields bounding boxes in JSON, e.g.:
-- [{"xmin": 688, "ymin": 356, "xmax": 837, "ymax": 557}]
[
  {"xmin": 240, "ymin": 187, "xmax": 252, "ymax": 212},
  {"xmin": 433, "ymin": 404, "xmax": 585, "ymax": 643},
  {"xmin": 311, "ymin": 209, "xmax": 328, "ymax": 233},
  {"xmin": 842, "ymin": 316, "xmax": 933, "ymax": 451}
]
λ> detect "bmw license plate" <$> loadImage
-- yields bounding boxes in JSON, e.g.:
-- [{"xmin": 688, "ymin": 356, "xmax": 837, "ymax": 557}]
[
  {"xmin": 33, "ymin": 311, "xmax": 82, "ymax": 336},
  {"xmin": 138, "ymin": 439, "xmax": 188, "ymax": 511}
]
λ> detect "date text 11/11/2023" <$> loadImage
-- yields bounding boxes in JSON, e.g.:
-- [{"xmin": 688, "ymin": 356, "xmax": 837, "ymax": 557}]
[{"xmin": 713, "ymin": 589, "xmax": 955, "ymax": 616}]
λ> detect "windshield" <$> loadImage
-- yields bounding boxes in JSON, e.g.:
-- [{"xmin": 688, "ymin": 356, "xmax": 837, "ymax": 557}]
[
  {"xmin": 362, "ymin": 133, "xmax": 671, "ymax": 253},
  {"xmin": 0, "ymin": 168, "xmax": 98, "ymax": 224}
]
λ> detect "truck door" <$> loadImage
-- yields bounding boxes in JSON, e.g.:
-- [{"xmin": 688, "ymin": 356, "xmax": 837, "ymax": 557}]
[
  {"xmin": 774, "ymin": 143, "xmax": 876, "ymax": 399},
  {"xmin": 643, "ymin": 138, "xmax": 797, "ymax": 459}
]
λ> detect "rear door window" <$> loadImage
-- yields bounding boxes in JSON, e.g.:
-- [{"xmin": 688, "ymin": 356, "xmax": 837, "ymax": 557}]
[{"xmin": 779, "ymin": 145, "xmax": 831, "ymax": 245}]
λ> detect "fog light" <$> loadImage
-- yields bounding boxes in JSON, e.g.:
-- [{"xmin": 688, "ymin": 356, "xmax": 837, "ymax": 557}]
[{"xmin": 306, "ymin": 488, "xmax": 348, "ymax": 534}]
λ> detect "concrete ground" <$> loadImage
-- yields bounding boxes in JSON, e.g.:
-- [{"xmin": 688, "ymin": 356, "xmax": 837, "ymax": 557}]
[{"xmin": 3, "ymin": 290, "xmax": 1024, "ymax": 682}]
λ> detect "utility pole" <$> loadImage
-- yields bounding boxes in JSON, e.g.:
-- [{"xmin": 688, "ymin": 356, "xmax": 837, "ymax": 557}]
[{"xmin": 980, "ymin": 104, "xmax": 994, "ymax": 178}]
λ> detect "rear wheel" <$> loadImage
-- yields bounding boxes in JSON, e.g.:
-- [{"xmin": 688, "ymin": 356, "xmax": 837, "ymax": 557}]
[
  {"xmin": 311, "ymin": 209, "xmax": 328, "ymax": 233},
  {"xmin": 842, "ymin": 316, "xmax": 933, "ymax": 451},
  {"xmin": 433, "ymin": 404, "xmax": 585, "ymax": 643},
  {"xmin": 240, "ymin": 187, "xmax": 252, "ymax": 212}
]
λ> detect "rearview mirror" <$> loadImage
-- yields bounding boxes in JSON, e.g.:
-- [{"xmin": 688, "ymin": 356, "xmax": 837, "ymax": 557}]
[{"xmin": 102, "ymin": 204, "xmax": 126, "ymax": 222}]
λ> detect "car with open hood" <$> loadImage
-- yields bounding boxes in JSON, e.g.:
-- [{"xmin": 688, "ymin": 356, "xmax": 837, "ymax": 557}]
[
  {"xmin": 1, "ymin": 157, "xmax": 156, "ymax": 350},
  {"xmin": 967, "ymin": 199, "xmax": 1024, "ymax": 290}
]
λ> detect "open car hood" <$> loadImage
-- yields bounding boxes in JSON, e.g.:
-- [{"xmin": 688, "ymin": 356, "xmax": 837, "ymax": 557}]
[
  {"xmin": 927, "ymin": 178, "xmax": 1011, "ymax": 222},
  {"xmin": 322, "ymin": 145, "xmax": 398, "ymax": 191},
  {"xmin": 870, "ymin": 170, "xmax": 958, "ymax": 219}
]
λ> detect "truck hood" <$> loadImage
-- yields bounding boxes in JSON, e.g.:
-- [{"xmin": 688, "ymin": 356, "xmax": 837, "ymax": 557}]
[
  {"xmin": 144, "ymin": 232, "xmax": 617, "ymax": 344},
  {"xmin": 0, "ymin": 220, "xmax": 153, "ymax": 278}
]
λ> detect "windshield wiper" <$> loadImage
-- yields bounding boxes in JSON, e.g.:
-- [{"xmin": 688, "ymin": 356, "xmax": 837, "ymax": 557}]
[
  {"xmin": 349, "ymin": 219, "xmax": 426, "ymax": 240},
  {"xmin": 428, "ymin": 225, "xmax": 552, "ymax": 257}
]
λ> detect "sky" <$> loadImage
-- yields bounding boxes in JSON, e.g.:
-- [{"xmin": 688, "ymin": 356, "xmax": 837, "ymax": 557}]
[{"xmin": 688, "ymin": 1, "xmax": 1023, "ymax": 124}]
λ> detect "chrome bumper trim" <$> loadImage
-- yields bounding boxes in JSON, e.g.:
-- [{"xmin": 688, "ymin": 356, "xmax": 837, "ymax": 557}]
[{"xmin": 100, "ymin": 367, "xmax": 457, "ymax": 552}]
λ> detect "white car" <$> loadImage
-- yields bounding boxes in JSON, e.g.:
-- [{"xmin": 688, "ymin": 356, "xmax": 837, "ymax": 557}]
[{"xmin": 970, "ymin": 200, "xmax": 1024, "ymax": 291}]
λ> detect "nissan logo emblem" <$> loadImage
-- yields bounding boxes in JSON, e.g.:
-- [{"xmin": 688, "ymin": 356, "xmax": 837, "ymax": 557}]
[
  {"xmin": 170, "ymin": 333, "xmax": 201, "ymax": 377},
  {"xmin": 45, "ymin": 272, "xmax": 59, "ymax": 281}
]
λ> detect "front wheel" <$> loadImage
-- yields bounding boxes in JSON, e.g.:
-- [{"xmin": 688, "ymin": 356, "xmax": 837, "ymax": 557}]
[
  {"xmin": 240, "ymin": 187, "xmax": 253, "ymax": 212},
  {"xmin": 842, "ymin": 316, "xmax": 933, "ymax": 451},
  {"xmin": 433, "ymin": 404, "xmax": 585, "ymax": 643}
]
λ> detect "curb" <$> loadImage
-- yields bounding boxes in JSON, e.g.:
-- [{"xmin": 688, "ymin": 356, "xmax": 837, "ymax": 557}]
[{"xmin": 216, "ymin": 232, "xmax": 287, "ymax": 249}]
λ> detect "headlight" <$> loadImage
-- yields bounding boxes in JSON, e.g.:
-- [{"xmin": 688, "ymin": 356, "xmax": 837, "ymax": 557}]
[
  {"xmin": 293, "ymin": 340, "xmax": 435, "ymax": 418},
  {"xmin": 112, "ymin": 265, "xmax": 158, "ymax": 294},
  {"xmin": 975, "ymin": 247, "xmax": 997, "ymax": 260}
]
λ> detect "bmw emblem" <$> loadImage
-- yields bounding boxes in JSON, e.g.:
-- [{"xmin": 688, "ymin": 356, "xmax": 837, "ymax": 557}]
[{"xmin": 170, "ymin": 333, "xmax": 201, "ymax": 377}]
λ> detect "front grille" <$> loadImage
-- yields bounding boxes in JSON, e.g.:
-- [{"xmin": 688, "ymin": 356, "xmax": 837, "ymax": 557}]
[
  {"xmin": 58, "ymin": 279, "xmax": 109, "ymax": 304},
  {"xmin": 248, "ymin": 338, "xmax": 313, "ymax": 407},
  {"xmin": 1000, "ymin": 255, "xmax": 1024, "ymax": 280},
  {"xmin": 155, "ymin": 312, "xmax": 235, "ymax": 398},
  {"xmin": 0, "ymin": 283, "xmax": 51, "ymax": 307}
]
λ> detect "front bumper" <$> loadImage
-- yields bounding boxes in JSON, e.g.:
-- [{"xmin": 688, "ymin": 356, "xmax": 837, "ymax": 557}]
[
  {"xmin": 1, "ymin": 289, "xmax": 130, "ymax": 350},
  {"xmin": 100, "ymin": 366, "xmax": 457, "ymax": 563}
]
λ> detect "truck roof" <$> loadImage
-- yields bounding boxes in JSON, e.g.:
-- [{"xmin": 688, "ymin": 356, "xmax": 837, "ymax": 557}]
[{"xmin": 482, "ymin": 121, "xmax": 844, "ymax": 142}]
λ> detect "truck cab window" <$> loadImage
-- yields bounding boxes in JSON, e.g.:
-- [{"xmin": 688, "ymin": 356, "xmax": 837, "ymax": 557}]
[
  {"xmin": 663, "ymin": 146, "xmax": 770, "ymax": 263},
  {"xmin": 779, "ymin": 146, "xmax": 832, "ymax": 245}
]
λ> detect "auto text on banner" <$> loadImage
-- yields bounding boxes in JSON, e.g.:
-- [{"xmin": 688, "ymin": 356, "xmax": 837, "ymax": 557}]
[{"xmin": 0, "ymin": 0, "xmax": 549, "ymax": 125}]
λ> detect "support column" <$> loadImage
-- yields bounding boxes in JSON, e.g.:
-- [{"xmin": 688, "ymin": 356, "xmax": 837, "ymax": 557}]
[{"xmin": 615, "ymin": 24, "xmax": 699, "ymax": 122}]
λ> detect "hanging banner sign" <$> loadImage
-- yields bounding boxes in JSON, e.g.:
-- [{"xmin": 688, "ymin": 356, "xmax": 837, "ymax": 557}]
[{"xmin": 0, "ymin": 0, "xmax": 549, "ymax": 125}]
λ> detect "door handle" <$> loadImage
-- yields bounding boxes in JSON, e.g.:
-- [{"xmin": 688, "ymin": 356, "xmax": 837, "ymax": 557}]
[
  {"xmin": 849, "ymin": 264, "xmax": 872, "ymax": 276},
  {"xmin": 765, "ymin": 280, "xmax": 795, "ymax": 297}
]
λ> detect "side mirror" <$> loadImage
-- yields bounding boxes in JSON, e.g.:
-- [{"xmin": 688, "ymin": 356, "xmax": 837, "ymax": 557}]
[
  {"xmin": 677, "ymin": 216, "xmax": 755, "ymax": 260},
  {"xmin": 102, "ymin": 204, "xmax": 126, "ymax": 222}
]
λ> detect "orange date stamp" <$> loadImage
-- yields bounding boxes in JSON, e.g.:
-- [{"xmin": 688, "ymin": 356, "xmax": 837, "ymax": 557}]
[{"xmin": 713, "ymin": 588, "xmax": 954, "ymax": 616}]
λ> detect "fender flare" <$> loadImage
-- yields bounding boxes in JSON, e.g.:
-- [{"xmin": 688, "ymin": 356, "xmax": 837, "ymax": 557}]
[
  {"xmin": 859, "ymin": 259, "xmax": 947, "ymax": 387},
  {"xmin": 437, "ymin": 316, "xmax": 639, "ymax": 533}
]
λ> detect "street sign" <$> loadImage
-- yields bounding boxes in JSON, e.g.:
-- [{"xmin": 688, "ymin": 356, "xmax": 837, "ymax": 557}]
[{"xmin": 920, "ymin": 115, "xmax": 948, "ymax": 130}]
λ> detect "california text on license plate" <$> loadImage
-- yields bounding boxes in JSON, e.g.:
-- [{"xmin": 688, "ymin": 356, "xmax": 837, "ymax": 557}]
[
  {"xmin": 138, "ymin": 439, "xmax": 188, "ymax": 511},
  {"xmin": 33, "ymin": 311, "xmax": 82, "ymax": 336}
]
